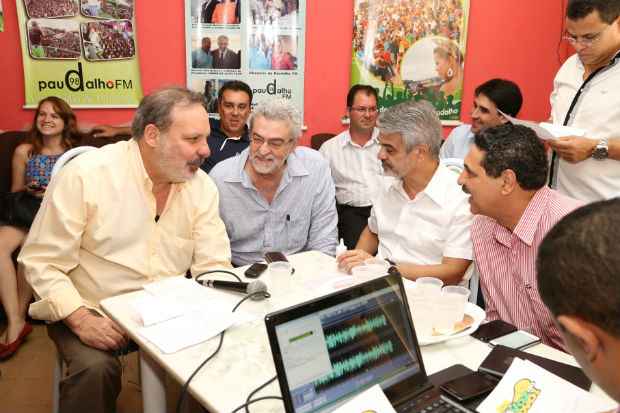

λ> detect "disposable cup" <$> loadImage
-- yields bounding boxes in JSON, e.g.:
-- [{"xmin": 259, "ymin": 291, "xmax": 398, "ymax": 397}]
[
  {"xmin": 268, "ymin": 261, "xmax": 293, "ymax": 291},
  {"xmin": 410, "ymin": 297, "xmax": 435, "ymax": 337},
  {"xmin": 363, "ymin": 257, "xmax": 391, "ymax": 271},
  {"xmin": 442, "ymin": 286, "xmax": 470, "ymax": 322},
  {"xmin": 433, "ymin": 293, "xmax": 461, "ymax": 334},
  {"xmin": 416, "ymin": 277, "xmax": 444, "ymax": 298}
]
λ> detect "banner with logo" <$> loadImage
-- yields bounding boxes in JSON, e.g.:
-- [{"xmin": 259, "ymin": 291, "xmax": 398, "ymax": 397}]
[
  {"xmin": 16, "ymin": 0, "xmax": 142, "ymax": 108},
  {"xmin": 1, "ymin": 1, "xmax": 4, "ymax": 32},
  {"xmin": 185, "ymin": 0, "xmax": 306, "ymax": 118},
  {"xmin": 351, "ymin": 0, "xmax": 470, "ymax": 124}
]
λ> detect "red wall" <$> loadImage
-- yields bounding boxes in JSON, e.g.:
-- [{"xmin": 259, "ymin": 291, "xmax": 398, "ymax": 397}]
[{"xmin": 0, "ymin": 1, "xmax": 571, "ymax": 144}]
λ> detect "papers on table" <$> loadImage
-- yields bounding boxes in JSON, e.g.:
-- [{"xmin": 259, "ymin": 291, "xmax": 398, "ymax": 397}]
[
  {"xmin": 476, "ymin": 358, "xmax": 616, "ymax": 413},
  {"xmin": 131, "ymin": 276, "xmax": 257, "ymax": 354},
  {"xmin": 498, "ymin": 110, "xmax": 586, "ymax": 140},
  {"xmin": 332, "ymin": 384, "xmax": 396, "ymax": 413}
]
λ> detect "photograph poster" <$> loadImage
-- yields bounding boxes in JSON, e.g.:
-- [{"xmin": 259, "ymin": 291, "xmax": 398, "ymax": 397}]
[
  {"xmin": 351, "ymin": 0, "xmax": 470, "ymax": 124},
  {"xmin": 185, "ymin": 0, "xmax": 306, "ymax": 118}
]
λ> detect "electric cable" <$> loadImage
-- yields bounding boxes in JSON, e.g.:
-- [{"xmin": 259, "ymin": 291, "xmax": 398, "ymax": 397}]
[
  {"xmin": 244, "ymin": 375, "xmax": 277, "ymax": 413},
  {"xmin": 230, "ymin": 396, "xmax": 284, "ymax": 413}
]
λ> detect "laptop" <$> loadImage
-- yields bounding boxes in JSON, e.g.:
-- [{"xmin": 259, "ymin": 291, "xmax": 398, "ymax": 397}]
[{"xmin": 265, "ymin": 274, "xmax": 475, "ymax": 413}]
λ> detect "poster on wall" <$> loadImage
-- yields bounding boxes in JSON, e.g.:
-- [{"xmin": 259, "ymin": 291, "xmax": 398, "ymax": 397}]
[
  {"xmin": 16, "ymin": 0, "xmax": 143, "ymax": 108},
  {"xmin": 351, "ymin": 0, "xmax": 470, "ymax": 124},
  {"xmin": 185, "ymin": 0, "xmax": 306, "ymax": 118},
  {"xmin": 0, "ymin": 0, "xmax": 4, "ymax": 32}
]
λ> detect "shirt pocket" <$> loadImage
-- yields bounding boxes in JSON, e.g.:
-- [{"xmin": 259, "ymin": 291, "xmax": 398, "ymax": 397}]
[
  {"xmin": 285, "ymin": 216, "xmax": 311, "ymax": 251},
  {"xmin": 158, "ymin": 235, "xmax": 194, "ymax": 276},
  {"xmin": 406, "ymin": 220, "xmax": 446, "ymax": 261}
]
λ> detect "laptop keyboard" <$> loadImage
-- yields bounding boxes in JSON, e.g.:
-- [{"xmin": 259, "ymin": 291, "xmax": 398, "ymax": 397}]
[{"xmin": 398, "ymin": 395, "xmax": 471, "ymax": 413}]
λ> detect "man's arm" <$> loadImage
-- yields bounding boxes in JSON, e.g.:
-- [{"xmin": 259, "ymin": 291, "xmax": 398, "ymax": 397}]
[
  {"xmin": 18, "ymin": 166, "xmax": 127, "ymax": 350},
  {"xmin": 548, "ymin": 136, "xmax": 620, "ymax": 163},
  {"xmin": 305, "ymin": 160, "xmax": 338, "ymax": 255},
  {"xmin": 337, "ymin": 226, "xmax": 378, "ymax": 272},
  {"xmin": 396, "ymin": 257, "xmax": 471, "ymax": 285},
  {"xmin": 91, "ymin": 125, "xmax": 132, "ymax": 139}
]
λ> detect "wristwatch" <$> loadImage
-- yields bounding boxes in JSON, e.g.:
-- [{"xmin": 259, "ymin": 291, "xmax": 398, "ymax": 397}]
[{"xmin": 592, "ymin": 138, "xmax": 609, "ymax": 160}]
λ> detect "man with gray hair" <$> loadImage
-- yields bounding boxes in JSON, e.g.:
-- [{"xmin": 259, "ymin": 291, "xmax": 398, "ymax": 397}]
[
  {"xmin": 19, "ymin": 86, "xmax": 231, "ymax": 413},
  {"xmin": 210, "ymin": 99, "xmax": 338, "ymax": 266},
  {"xmin": 338, "ymin": 101, "xmax": 473, "ymax": 285}
]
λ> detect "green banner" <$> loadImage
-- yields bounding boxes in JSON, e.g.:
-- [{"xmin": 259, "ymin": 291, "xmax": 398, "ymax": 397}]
[
  {"xmin": 16, "ymin": 0, "xmax": 142, "ymax": 108},
  {"xmin": 351, "ymin": 0, "xmax": 470, "ymax": 124}
]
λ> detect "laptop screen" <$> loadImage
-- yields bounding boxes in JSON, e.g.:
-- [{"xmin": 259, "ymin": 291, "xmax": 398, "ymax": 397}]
[{"xmin": 267, "ymin": 275, "xmax": 424, "ymax": 413}]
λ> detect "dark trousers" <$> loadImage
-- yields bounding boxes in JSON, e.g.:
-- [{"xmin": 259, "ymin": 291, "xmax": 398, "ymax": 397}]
[
  {"xmin": 336, "ymin": 204, "xmax": 372, "ymax": 249},
  {"xmin": 48, "ymin": 322, "xmax": 122, "ymax": 413}
]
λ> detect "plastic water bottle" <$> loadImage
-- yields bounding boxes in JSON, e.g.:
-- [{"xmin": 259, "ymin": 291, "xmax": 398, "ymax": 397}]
[{"xmin": 336, "ymin": 238, "xmax": 347, "ymax": 257}]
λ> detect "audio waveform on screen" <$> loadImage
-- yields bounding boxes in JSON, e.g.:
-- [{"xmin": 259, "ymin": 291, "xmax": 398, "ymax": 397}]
[
  {"xmin": 324, "ymin": 314, "xmax": 388, "ymax": 350},
  {"xmin": 313, "ymin": 340, "xmax": 394, "ymax": 387}
]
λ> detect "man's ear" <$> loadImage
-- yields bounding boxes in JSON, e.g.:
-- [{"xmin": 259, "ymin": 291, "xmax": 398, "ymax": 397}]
[
  {"xmin": 499, "ymin": 169, "xmax": 518, "ymax": 195},
  {"xmin": 558, "ymin": 315, "xmax": 601, "ymax": 363},
  {"xmin": 499, "ymin": 114, "xmax": 509, "ymax": 124},
  {"xmin": 143, "ymin": 124, "xmax": 160, "ymax": 148}
]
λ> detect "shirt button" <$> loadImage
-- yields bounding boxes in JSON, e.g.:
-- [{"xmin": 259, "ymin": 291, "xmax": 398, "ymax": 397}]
[{"xmin": 525, "ymin": 284, "xmax": 532, "ymax": 290}]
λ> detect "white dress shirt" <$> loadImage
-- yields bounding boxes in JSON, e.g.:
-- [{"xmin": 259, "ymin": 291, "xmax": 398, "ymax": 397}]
[
  {"xmin": 439, "ymin": 124, "xmax": 474, "ymax": 160},
  {"xmin": 368, "ymin": 163, "xmax": 473, "ymax": 265},
  {"xmin": 319, "ymin": 127, "xmax": 393, "ymax": 207},
  {"xmin": 550, "ymin": 53, "xmax": 620, "ymax": 202}
]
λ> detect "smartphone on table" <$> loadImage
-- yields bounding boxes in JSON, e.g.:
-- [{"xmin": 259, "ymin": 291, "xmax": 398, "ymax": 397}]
[
  {"xmin": 244, "ymin": 263, "xmax": 268, "ymax": 279},
  {"xmin": 440, "ymin": 371, "xmax": 499, "ymax": 401},
  {"xmin": 489, "ymin": 330, "xmax": 541, "ymax": 350}
]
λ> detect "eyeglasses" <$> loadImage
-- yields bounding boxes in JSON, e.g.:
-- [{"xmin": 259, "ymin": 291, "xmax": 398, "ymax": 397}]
[
  {"xmin": 562, "ymin": 24, "xmax": 610, "ymax": 47},
  {"xmin": 350, "ymin": 106, "xmax": 378, "ymax": 114},
  {"xmin": 251, "ymin": 135, "xmax": 292, "ymax": 149}
]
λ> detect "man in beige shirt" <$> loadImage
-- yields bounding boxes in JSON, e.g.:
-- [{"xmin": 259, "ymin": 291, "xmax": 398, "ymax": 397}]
[{"xmin": 18, "ymin": 87, "xmax": 231, "ymax": 413}]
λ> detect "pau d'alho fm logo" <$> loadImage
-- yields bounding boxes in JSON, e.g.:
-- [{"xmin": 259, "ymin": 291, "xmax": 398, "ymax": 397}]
[{"xmin": 38, "ymin": 62, "xmax": 134, "ymax": 92}]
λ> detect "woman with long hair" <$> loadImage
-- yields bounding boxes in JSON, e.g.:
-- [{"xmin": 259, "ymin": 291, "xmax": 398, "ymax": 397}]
[{"xmin": 0, "ymin": 96, "xmax": 80, "ymax": 359}]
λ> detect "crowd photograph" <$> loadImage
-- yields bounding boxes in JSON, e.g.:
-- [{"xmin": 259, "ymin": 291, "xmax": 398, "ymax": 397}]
[
  {"xmin": 81, "ymin": 20, "xmax": 135, "ymax": 61},
  {"xmin": 24, "ymin": 0, "xmax": 78, "ymax": 18},
  {"xmin": 27, "ymin": 19, "xmax": 81, "ymax": 59},
  {"xmin": 80, "ymin": 0, "xmax": 134, "ymax": 20}
]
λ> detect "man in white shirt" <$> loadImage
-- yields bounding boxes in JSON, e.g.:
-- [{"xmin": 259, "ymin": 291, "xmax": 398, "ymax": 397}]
[
  {"xmin": 319, "ymin": 85, "xmax": 391, "ymax": 248},
  {"xmin": 548, "ymin": 0, "xmax": 620, "ymax": 203},
  {"xmin": 440, "ymin": 78, "xmax": 522, "ymax": 160},
  {"xmin": 338, "ymin": 101, "xmax": 473, "ymax": 285}
]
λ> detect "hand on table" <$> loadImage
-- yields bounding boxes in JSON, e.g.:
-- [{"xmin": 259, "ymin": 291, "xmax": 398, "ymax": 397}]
[
  {"xmin": 548, "ymin": 136, "xmax": 597, "ymax": 163},
  {"xmin": 65, "ymin": 307, "xmax": 128, "ymax": 351},
  {"xmin": 336, "ymin": 249, "xmax": 373, "ymax": 274}
]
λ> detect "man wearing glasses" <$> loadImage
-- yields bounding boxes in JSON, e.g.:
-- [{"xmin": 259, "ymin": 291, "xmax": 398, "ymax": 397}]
[
  {"xmin": 548, "ymin": 0, "xmax": 620, "ymax": 203},
  {"xmin": 319, "ymin": 85, "xmax": 392, "ymax": 249},
  {"xmin": 209, "ymin": 99, "xmax": 338, "ymax": 266}
]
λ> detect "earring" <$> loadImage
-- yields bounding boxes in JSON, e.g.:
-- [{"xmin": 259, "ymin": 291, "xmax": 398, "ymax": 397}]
[{"xmin": 447, "ymin": 68, "xmax": 454, "ymax": 79}]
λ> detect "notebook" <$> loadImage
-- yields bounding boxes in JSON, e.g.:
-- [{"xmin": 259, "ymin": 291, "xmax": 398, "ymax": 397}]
[{"xmin": 264, "ymin": 274, "xmax": 475, "ymax": 413}]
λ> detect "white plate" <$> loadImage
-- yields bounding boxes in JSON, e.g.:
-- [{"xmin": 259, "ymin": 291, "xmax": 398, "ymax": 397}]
[{"xmin": 415, "ymin": 302, "xmax": 486, "ymax": 346}]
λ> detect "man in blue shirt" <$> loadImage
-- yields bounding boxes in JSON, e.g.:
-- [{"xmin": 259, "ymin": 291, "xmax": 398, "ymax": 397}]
[
  {"xmin": 210, "ymin": 99, "xmax": 338, "ymax": 266},
  {"xmin": 440, "ymin": 79, "xmax": 523, "ymax": 160},
  {"xmin": 191, "ymin": 37, "xmax": 213, "ymax": 69},
  {"xmin": 202, "ymin": 80, "xmax": 253, "ymax": 173}
]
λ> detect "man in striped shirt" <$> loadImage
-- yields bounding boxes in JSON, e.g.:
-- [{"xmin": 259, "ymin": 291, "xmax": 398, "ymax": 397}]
[
  {"xmin": 537, "ymin": 199, "xmax": 620, "ymax": 408},
  {"xmin": 458, "ymin": 124, "xmax": 581, "ymax": 350}
]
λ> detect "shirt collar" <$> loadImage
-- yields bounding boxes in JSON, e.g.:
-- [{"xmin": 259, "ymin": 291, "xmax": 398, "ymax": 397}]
[
  {"xmin": 339, "ymin": 127, "xmax": 380, "ymax": 148},
  {"xmin": 388, "ymin": 162, "xmax": 451, "ymax": 206},
  {"xmin": 494, "ymin": 187, "xmax": 551, "ymax": 247}
]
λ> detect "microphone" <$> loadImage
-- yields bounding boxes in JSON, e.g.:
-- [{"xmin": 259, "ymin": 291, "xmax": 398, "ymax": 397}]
[{"xmin": 204, "ymin": 279, "xmax": 269, "ymax": 300}]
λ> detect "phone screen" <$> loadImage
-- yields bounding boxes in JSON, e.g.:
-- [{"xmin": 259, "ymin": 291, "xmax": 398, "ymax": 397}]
[
  {"xmin": 245, "ymin": 263, "xmax": 268, "ymax": 278},
  {"xmin": 490, "ymin": 330, "xmax": 540, "ymax": 350},
  {"xmin": 440, "ymin": 371, "xmax": 497, "ymax": 401}
]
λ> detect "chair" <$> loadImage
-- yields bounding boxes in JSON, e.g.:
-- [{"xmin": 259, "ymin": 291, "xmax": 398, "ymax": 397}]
[
  {"xmin": 310, "ymin": 133, "xmax": 336, "ymax": 150},
  {"xmin": 50, "ymin": 146, "xmax": 97, "ymax": 178}
]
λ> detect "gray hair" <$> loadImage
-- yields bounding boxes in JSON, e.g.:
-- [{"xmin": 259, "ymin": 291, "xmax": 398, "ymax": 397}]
[
  {"xmin": 378, "ymin": 100, "xmax": 442, "ymax": 158},
  {"xmin": 249, "ymin": 99, "xmax": 302, "ymax": 142},
  {"xmin": 131, "ymin": 86, "xmax": 205, "ymax": 140}
]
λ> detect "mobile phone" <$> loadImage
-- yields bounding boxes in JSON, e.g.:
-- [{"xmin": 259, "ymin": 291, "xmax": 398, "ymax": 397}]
[
  {"xmin": 440, "ymin": 371, "xmax": 498, "ymax": 401},
  {"xmin": 244, "ymin": 263, "xmax": 268, "ymax": 279},
  {"xmin": 264, "ymin": 251, "xmax": 288, "ymax": 263},
  {"xmin": 489, "ymin": 330, "xmax": 541, "ymax": 350},
  {"xmin": 471, "ymin": 320, "xmax": 518, "ymax": 342}
]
